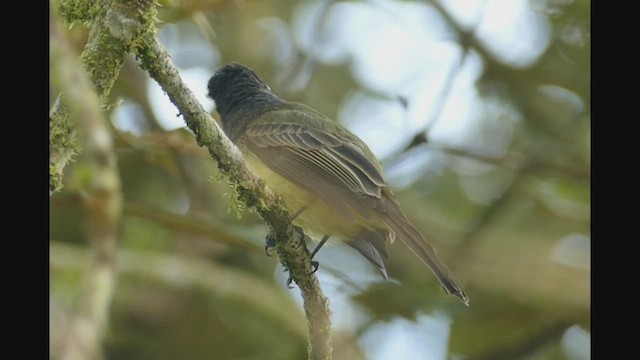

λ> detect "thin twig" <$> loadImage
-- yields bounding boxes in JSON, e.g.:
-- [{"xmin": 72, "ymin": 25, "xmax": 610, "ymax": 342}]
[
  {"xmin": 124, "ymin": 202, "xmax": 262, "ymax": 252},
  {"xmin": 51, "ymin": 195, "xmax": 264, "ymax": 252}
]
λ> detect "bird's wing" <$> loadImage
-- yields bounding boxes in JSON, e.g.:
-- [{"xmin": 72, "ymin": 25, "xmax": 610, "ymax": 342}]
[
  {"xmin": 245, "ymin": 109, "xmax": 468, "ymax": 303},
  {"xmin": 244, "ymin": 109, "xmax": 387, "ymax": 220}
]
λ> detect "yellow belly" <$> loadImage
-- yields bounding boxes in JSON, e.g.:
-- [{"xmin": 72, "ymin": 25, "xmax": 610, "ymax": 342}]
[{"xmin": 245, "ymin": 152, "xmax": 375, "ymax": 241}]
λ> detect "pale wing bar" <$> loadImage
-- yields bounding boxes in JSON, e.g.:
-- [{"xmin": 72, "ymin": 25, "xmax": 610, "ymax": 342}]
[{"xmin": 247, "ymin": 122, "xmax": 385, "ymax": 199}]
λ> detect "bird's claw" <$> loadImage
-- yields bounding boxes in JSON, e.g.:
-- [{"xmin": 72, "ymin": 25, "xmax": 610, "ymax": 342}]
[
  {"xmin": 310, "ymin": 261, "xmax": 319, "ymax": 274},
  {"xmin": 265, "ymin": 244, "xmax": 276, "ymax": 257},
  {"xmin": 286, "ymin": 275, "xmax": 295, "ymax": 289}
]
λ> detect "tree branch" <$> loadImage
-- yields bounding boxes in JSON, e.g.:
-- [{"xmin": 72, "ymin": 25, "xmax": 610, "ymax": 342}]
[
  {"xmin": 50, "ymin": 6, "xmax": 125, "ymax": 359},
  {"xmin": 135, "ymin": 34, "xmax": 333, "ymax": 360},
  {"xmin": 50, "ymin": 1, "xmax": 162, "ymax": 359},
  {"xmin": 50, "ymin": 242, "xmax": 309, "ymax": 342},
  {"xmin": 49, "ymin": 0, "xmax": 158, "ymax": 194},
  {"xmin": 124, "ymin": 201, "xmax": 262, "ymax": 252},
  {"xmin": 51, "ymin": 0, "xmax": 333, "ymax": 357}
]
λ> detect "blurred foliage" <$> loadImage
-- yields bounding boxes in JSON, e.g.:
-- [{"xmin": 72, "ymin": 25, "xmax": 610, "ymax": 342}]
[{"xmin": 50, "ymin": 0, "xmax": 590, "ymax": 359}]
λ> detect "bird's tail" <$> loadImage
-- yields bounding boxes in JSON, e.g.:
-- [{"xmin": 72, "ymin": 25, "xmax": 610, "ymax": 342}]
[{"xmin": 383, "ymin": 205, "xmax": 469, "ymax": 305}]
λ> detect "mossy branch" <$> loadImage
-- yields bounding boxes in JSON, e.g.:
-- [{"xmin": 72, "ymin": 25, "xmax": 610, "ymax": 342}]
[
  {"xmin": 135, "ymin": 34, "xmax": 333, "ymax": 360},
  {"xmin": 51, "ymin": 0, "xmax": 333, "ymax": 357},
  {"xmin": 49, "ymin": 0, "xmax": 158, "ymax": 194},
  {"xmin": 50, "ymin": 3, "xmax": 132, "ymax": 359},
  {"xmin": 50, "ymin": 1, "xmax": 155, "ymax": 360}
]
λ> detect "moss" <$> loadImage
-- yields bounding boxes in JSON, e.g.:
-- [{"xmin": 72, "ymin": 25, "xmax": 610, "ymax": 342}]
[
  {"xmin": 50, "ymin": 113, "xmax": 76, "ymax": 150},
  {"xmin": 50, "ymin": 101, "xmax": 79, "ymax": 194},
  {"xmin": 58, "ymin": 0, "xmax": 101, "ymax": 25},
  {"xmin": 51, "ymin": 0, "xmax": 159, "ymax": 194}
]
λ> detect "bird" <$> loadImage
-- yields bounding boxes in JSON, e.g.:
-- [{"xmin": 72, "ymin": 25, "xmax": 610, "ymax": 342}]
[{"xmin": 207, "ymin": 63, "xmax": 468, "ymax": 305}]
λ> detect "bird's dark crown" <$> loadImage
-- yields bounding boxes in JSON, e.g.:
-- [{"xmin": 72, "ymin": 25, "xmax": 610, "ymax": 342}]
[
  {"xmin": 207, "ymin": 63, "xmax": 281, "ymax": 118},
  {"xmin": 207, "ymin": 63, "xmax": 270, "ymax": 101},
  {"xmin": 207, "ymin": 63, "xmax": 284, "ymax": 141}
]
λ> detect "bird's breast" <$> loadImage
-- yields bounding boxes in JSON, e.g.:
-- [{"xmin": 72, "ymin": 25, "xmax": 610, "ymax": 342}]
[{"xmin": 243, "ymin": 150, "xmax": 378, "ymax": 241}]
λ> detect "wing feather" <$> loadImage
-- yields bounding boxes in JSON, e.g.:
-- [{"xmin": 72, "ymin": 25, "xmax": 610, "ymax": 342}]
[{"xmin": 245, "ymin": 116, "xmax": 387, "ymax": 219}]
